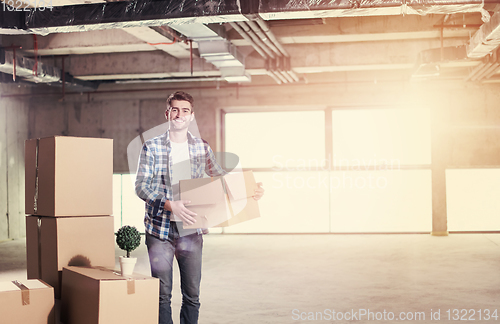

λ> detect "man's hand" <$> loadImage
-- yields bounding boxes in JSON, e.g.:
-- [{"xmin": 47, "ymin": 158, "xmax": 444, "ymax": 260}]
[
  {"xmin": 165, "ymin": 200, "xmax": 197, "ymax": 225},
  {"xmin": 253, "ymin": 182, "xmax": 264, "ymax": 200}
]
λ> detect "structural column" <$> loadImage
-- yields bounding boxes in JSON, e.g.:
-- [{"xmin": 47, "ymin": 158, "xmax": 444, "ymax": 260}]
[{"xmin": 430, "ymin": 105, "xmax": 450, "ymax": 236}]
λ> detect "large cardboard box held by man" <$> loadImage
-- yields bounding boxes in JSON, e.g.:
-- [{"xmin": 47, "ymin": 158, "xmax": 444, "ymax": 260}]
[
  {"xmin": 61, "ymin": 266, "xmax": 159, "ymax": 324},
  {"xmin": 26, "ymin": 215, "xmax": 115, "ymax": 298},
  {"xmin": 25, "ymin": 136, "xmax": 113, "ymax": 216},
  {"xmin": 0, "ymin": 279, "xmax": 55, "ymax": 324},
  {"xmin": 178, "ymin": 171, "xmax": 261, "ymax": 228}
]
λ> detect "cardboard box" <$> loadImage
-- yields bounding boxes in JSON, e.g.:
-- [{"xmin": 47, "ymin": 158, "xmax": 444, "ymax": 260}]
[
  {"xmin": 25, "ymin": 136, "xmax": 113, "ymax": 216},
  {"xmin": 61, "ymin": 266, "xmax": 159, "ymax": 324},
  {"xmin": 178, "ymin": 171, "xmax": 261, "ymax": 228},
  {"xmin": 0, "ymin": 279, "xmax": 55, "ymax": 324},
  {"xmin": 26, "ymin": 215, "xmax": 116, "ymax": 298}
]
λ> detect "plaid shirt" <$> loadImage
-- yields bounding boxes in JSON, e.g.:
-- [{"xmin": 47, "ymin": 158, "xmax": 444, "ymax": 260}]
[{"xmin": 135, "ymin": 130, "xmax": 226, "ymax": 240}]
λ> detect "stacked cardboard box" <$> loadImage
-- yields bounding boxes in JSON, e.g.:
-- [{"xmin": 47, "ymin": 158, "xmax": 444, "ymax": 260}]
[
  {"xmin": 61, "ymin": 266, "xmax": 159, "ymax": 324},
  {"xmin": 25, "ymin": 215, "xmax": 116, "ymax": 298},
  {"xmin": 25, "ymin": 136, "xmax": 115, "ymax": 299},
  {"xmin": 24, "ymin": 136, "xmax": 159, "ymax": 324},
  {"xmin": 0, "ymin": 279, "xmax": 55, "ymax": 324}
]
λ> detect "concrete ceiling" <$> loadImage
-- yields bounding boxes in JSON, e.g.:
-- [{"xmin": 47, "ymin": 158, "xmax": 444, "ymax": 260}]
[{"xmin": 1, "ymin": 1, "xmax": 500, "ymax": 90}]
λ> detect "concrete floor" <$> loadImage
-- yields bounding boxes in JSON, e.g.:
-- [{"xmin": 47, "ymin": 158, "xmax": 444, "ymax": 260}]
[{"xmin": 1, "ymin": 233, "xmax": 499, "ymax": 324}]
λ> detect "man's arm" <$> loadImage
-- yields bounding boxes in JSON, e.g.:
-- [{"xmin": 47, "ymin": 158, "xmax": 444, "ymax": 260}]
[
  {"xmin": 134, "ymin": 143, "xmax": 167, "ymax": 216},
  {"xmin": 204, "ymin": 142, "xmax": 228, "ymax": 177}
]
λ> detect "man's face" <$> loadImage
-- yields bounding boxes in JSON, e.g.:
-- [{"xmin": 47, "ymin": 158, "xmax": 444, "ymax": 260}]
[{"xmin": 166, "ymin": 100, "xmax": 194, "ymax": 131}]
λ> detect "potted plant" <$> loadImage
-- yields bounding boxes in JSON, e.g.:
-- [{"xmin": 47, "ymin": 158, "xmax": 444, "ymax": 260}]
[{"xmin": 115, "ymin": 225, "xmax": 141, "ymax": 276}]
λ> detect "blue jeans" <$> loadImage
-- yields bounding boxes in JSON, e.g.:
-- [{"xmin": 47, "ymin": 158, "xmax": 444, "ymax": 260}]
[{"xmin": 146, "ymin": 222, "xmax": 203, "ymax": 324}]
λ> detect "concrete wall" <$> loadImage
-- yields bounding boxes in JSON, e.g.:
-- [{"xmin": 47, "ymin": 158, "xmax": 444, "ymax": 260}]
[
  {"xmin": 0, "ymin": 79, "xmax": 497, "ymax": 238},
  {"xmin": 0, "ymin": 85, "xmax": 29, "ymax": 241},
  {"xmin": 28, "ymin": 97, "xmax": 217, "ymax": 172}
]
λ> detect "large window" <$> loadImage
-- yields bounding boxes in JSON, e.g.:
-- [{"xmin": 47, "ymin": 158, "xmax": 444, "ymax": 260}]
[
  {"xmin": 225, "ymin": 111, "xmax": 326, "ymax": 169},
  {"xmin": 332, "ymin": 108, "xmax": 431, "ymax": 165},
  {"xmin": 446, "ymin": 169, "xmax": 500, "ymax": 231},
  {"xmin": 224, "ymin": 107, "xmax": 432, "ymax": 233}
]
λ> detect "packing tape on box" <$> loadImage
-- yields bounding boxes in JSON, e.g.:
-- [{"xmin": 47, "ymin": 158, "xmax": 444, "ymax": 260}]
[
  {"xmin": 12, "ymin": 280, "xmax": 30, "ymax": 306},
  {"xmin": 37, "ymin": 217, "xmax": 42, "ymax": 278},
  {"xmin": 94, "ymin": 266, "xmax": 136, "ymax": 295},
  {"xmin": 33, "ymin": 138, "xmax": 40, "ymax": 215},
  {"xmin": 127, "ymin": 279, "xmax": 135, "ymax": 295},
  {"xmin": 94, "ymin": 266, "xmax": 121, "ymax": 276}
]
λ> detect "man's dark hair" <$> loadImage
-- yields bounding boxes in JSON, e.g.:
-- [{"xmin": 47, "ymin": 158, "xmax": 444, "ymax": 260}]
[{"xmin": 167, "ymin": 91, "xmax": 194, "ymax": 112}]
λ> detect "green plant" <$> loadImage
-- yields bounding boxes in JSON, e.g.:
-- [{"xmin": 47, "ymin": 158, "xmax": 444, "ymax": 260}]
[{"xmin": 115, "ymin": 225, "xmax": 141, "ymax": 258}]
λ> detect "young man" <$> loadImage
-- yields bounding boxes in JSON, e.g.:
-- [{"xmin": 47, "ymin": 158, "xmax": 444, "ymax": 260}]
[{"xmin": 135, "ymin": 91, "xmax": 264, "ymax": 324}]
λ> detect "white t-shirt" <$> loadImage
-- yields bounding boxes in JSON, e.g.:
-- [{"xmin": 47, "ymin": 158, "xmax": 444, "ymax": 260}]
[
  {"xmin": 170, "ymin": 140, "xmax": 191, "ymax": 200},
  {"xmin": 170, "ymin": 140, "xmax": 196, "ymax": 235}
]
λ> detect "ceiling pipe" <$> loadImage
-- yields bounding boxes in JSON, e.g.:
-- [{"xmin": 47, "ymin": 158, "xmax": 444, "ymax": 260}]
[
  {"xmin": 114, "ymin": 76, "xmax": 224, "ymax": 84},
  {"xmin": 464, "ymin": 55, "xmax": 494, "ymax": 82},
  {"xmin": 231, "ymin": 16, "xmax": 299, "ymax": 85},
  {"xmin": 465, "ymin": 62, "xmax": 488, "ymax": 81},
  {"xmin": 254, "ymin": 18, "xmax": 300, "ymax": 83},
  {"xmin": 228, "ymin": 22, "xmax": 269, "ymax": 59},
  {"xmin": 1, "ymin": 77, "xmax": 439, "ymax": 99},
  {"xmin": 236, "ymin": 21, "xmax": 276, "ymax": 59},
  {"xmin": 246, "ymin": 20, "xmax": 282, "ymax": 57},
  {"xmin": 471, "ymin": 62, "xmax": 493, "ymax": 81},
  {"xmin": 287, "ymin": 70, "xmax": 300, "ymax": 82},
  {"xmin": 480, "ymin": 49, "xmax": 500, "ymax": 80},
  {"xmin": 274, "ymin": 72, "xmax": 288, "ymax": 83},
  {"xmin": 266, "ymin": 71, "xmax": 282, "ymax": 84},
  {"xmin": 474, "ymin": 50, "xmax": 500, "ymax": 80},
  {"xmin": 464, "ymin": 57, "xmax": 488, "ymax": 81},
  {"xmin": 467, "ymin": 50, "xmax": 500, "ymax": 81},
  {"xmin": 232, "ymin": 21, "xmax": 286, "ymax": 84},
  {"xmin": 255, "ymin": 18, "xmax": 290, "ymax": 58},
  {"xmin": 241, "ymin": 17, "xmax": 300, "ymax": 84},
  {"xmin": 480, "ymin": 62, "xmax": 500, "ymax": 79},
  {"xmin": 266, "ymin": 58, "xmax": 288, "ymax": 83},
  {"xmin": 279, "ymin": 70, "xmax": 294, "ymax": 83}
]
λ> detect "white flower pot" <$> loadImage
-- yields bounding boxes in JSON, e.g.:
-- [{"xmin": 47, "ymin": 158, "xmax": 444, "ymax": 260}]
[{"xmin": 119, "ymin": 256, "xmax": 137, "ymax": 276}]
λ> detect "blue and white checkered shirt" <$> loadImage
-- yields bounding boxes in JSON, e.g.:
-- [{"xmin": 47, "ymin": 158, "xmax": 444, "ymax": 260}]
[{"xmin": 135, "ymin": 131, "xmax": 226, "ymax": 240}]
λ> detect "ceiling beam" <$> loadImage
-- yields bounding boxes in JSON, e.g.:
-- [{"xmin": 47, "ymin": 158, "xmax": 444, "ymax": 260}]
[
  {"xmin": 122, "ymin": 27, "xmax": 191, "ymax": 59},
  {"xmin": 68, "ymin": 37, "xmax": 473, "ymax": 80}
]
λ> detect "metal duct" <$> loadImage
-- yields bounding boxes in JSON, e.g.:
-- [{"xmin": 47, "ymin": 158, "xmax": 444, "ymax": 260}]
[
  {"xmin": 61, "ymin": 73, "xmax": 100, "ymax": 91},
  {"xmin": 220, "ymin": 66, "xmax": 251, "ymax": 82},
  {"xmin": 25, "ymin": 0, "xmax": 251, "ymax": 35},
  {"xmin": 198, "ymin": 40, "xmax": 245, "ymax": 68},
  {"xmin": 467, "ymin": 10, "xmax": 500, "ymax": 58},
  {"xmin": 0, "ymin": 0, "xmax": 491, "ymax": 35},
  {"xmin": 0, "ymin": 10, "xmax": 28, "ymax": 35},
  {"xmin": 411, "ymin": 45, "xmax": 468, "ymax": 79},
  {"xmin": 0, "ymin": 48, "xmax": 99, "ymax": 90},
  {"xmin": 170, "ymin": 23, "xmax": 250, "ymax": 83},
  {"xmin": 0, "ymin": 49, "xmax": 60, "ymax": 83},
  {"xmin": 259, "ymin": 0, "xmax": 487, "ymax": 20}
]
